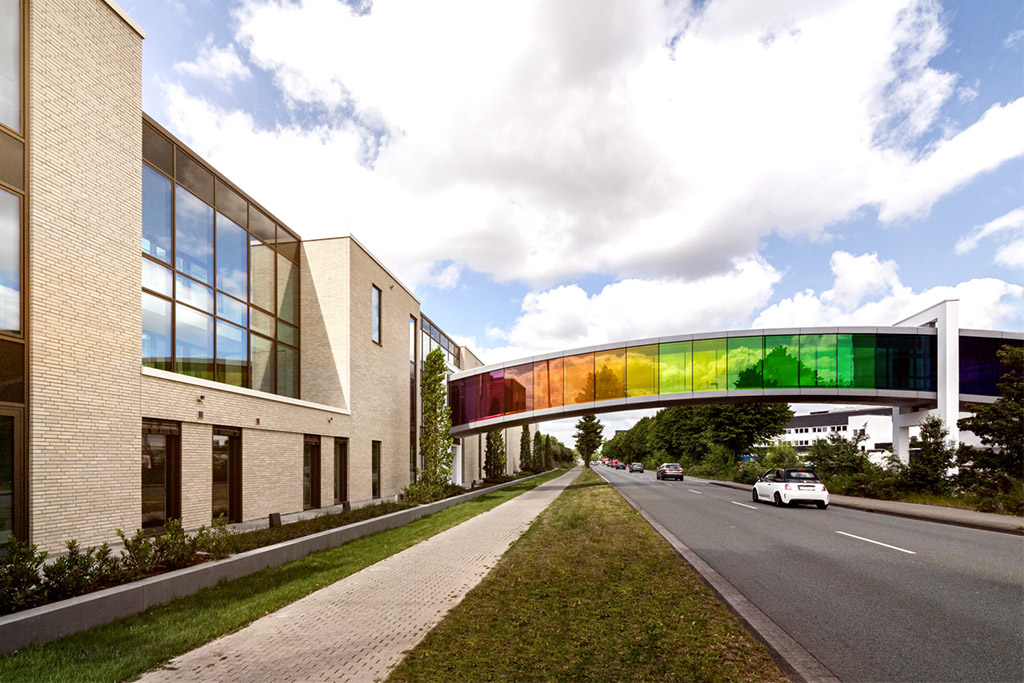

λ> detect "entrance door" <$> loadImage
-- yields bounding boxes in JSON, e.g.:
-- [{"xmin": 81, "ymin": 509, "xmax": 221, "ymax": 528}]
[
  {"xmin": 0, "ymin": 407, "xmax": 23, "ymax": 550},
  {"xmin": 303, "ymin": 435, "xmax": 321, "ymax": 510},
  {"xmin": 212, "ymin": 427, "xmax": 242, "ymax": 522},
  {"xmin": 334, "ymin": 438, "xmax": 348, "ymax": 504},
  {"xmin": 142, "ymin": 419, "xmax": 180, "ymax": 531}
]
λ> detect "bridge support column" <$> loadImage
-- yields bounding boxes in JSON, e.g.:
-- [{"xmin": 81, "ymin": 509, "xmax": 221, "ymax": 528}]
[
  {"xmin": 451, "ymin": 443, "xmax": 462, "ymax": 485},
  {"xmin": 891, "ymin": 299, "xmax": 961, "ymax": 462}
]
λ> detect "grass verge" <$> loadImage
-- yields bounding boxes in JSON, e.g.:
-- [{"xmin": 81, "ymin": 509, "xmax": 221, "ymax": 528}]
[
  {"xmin": 0, "ymin": 469, "xmax": 567, "ymax": 683},
  {"xmin": 388, "ymin": 467, "xmax": 786, "ymax": 683}
]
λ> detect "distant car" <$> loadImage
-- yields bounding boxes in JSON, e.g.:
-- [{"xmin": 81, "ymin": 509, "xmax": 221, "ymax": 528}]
[
  {"xmin": 615, "ymin": 461, "xmax": 626, "ymax": 470},
  {"xmin": 752, "ymin": 468, "xmax": 829, "ymax": 509},
  {"xmin": 629, "ymin": 462, "xmax": 644, "ymax": 473},
  {"xmin": 656, "ymin": 463, "xmax": 684, "ymax": 481}
]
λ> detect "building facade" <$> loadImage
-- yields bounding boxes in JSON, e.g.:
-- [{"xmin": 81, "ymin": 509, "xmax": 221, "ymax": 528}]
[{"xmin": 0, "ymin": 0, "xmax": 525, "ymax": 554}]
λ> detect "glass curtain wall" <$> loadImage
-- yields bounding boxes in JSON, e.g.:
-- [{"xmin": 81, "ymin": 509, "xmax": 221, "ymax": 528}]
[
  {"xmin": 141, "ymin": 120, "xmax": 300, "ymax": 398},
  {"xmin": 449, "ymin": 332, "xmax": 946, "ymax": 426}
]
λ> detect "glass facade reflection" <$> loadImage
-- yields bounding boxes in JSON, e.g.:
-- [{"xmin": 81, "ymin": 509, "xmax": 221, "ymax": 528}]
[
  {"xmin": 448, "ymin": 331, "xmax": 970, "ymax": 427},
  {"xmin": 141, "ymin": 121, "xmax": 300, "ymax": 398}
]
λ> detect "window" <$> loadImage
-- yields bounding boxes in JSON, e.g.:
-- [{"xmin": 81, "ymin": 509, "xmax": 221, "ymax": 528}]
[
  {"xmin": 0, "ymin": 190, "xmax": 19, "ymax": 334},
  {"xmin": 334, "ymin": 438, "xmax": 348, "ymax": 505},
  {"xmin": 371, "ymin": 440, "xmax": 381, "ymax": 499},
  {"xmin": 212, "ymin": 427, "xmax": 241, "ymax": 523},
  {"xmin": 142, "ymin": 420, "xmax": 180, "ymax": 531},
  {"xmin": 371, "ymin": 285, "xmax": 381, "ymax": 344},
  {"xmin": 0, "ymin": 0, "xmax": 20, "ymax": 133},
  {"xmin": 303, "ymin": 435, "xmax": 321, "ymax": 510}
]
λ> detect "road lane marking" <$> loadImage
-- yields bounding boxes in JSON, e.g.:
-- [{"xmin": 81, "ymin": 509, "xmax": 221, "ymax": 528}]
[
  {"xmin": 664, "ymin": 482, "xmax": 673, "ymax": 486},
  {"xmin": 835, "ymin": 531, "xmax": 916, "ymax": 555},
  {"xmin": 731, "ymin": 501, "xmax": 757, "ymax": 510},
  {"xmin": 688, "ymin": 489, "xmax": 702, "ymax": 495}
]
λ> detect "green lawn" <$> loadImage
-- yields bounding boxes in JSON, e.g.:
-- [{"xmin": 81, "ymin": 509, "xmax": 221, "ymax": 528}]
[
  {"xmin": 388, "ymin": 467, "xmax": 786, "ymax": 682},
  {"xmin": 0, "ymin": 470, "xmax": 566, "ymax": 683}
]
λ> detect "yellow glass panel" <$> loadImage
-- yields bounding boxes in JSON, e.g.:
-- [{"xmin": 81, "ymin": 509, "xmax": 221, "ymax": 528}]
[
  {"xmin": 595, "ymin": 348, "xmax": 626, "ymax": 401},
  {"xmin": 549, "ymin": 357, "xmax": 564, "ymax": 407},
  {"xmin": 659, "ymin": 341, "xmax": 692, "ymax": 394},
  {"xmin": 626, "ymin": 345, "xmax": 659, "ymax": 397},
  {"xmin": 693, "ymin": 338, "xmax": 727, "ymax": 392},
  {"xmin": 563, "ymin": 352, "xmax": 594, "ymax": 404}
]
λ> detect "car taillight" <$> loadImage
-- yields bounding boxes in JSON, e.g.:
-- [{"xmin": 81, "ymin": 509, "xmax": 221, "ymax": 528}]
[
  {"xmin": 784, "ymin": 483, "xmax": 791, "ymax": 490},
  {"xmin": 822, "ymin": 485, "xmax": 827, "ymax": 492}
]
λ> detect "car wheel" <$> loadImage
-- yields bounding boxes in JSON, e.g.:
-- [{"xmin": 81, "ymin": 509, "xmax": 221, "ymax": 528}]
[
  {"xmin": 773, "ymin": 492, "xmax": 783, "ymax": 507},
  {"xmin": 817, "ymin": 501, "xmax": 828, "ymax": 510},
  {"xmin": 751, "ymin": 488, "xmax": 759, "ymax": 503}
]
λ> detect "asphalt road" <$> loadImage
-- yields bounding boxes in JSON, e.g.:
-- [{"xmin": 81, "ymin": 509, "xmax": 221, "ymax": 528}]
[{"xmin": 598, "ymin": 466, "xmax": 1024, "ymax": 683}]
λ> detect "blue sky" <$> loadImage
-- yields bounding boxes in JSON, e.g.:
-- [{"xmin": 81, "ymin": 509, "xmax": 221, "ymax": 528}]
[{"xmin": 128, "ymin": 0, "xmax": 1023, "ymax": 439}]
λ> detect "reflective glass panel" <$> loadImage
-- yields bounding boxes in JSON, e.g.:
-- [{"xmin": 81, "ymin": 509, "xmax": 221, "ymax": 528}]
[
  {"xmin": 548, "ymin": 357, "xmax": 564, "ymax": 407},
  {"xmin": 216, "ymin": 320, "xmax": 248, "ymax": 387},
  {"xmin": 142, "ymin": 257, "xmax": 172, "ymax": 297},
  {"xmin": 175, "ymin": 273, "xmax": 213, "ymax": 313},
  {"xmin": 0, "ymin": 0, "xmax": 19, "ymax": 132},
  {"xmin": 249, "ymin": 239, "xmax": 275, "ymax": 314},
  {"xmin": 277, "ymin": 344, "xmax": 298, "ymax": 398},
  {"xmin": 217, "ymin": 293, "xmax": 247, "ymax": 327},
  {"xmin": 249, "ymin": 207, "xmax": 275, "ymax": 243},
  {"xmin": 216, "ymin": 212, "xmax": 248, "ymax": 300},
  {"xmin": 799, "ymin": 334, "xmax": 837, "ymax": 388},
  {"xmin": 175, "ymin": 149, "xmax": 213, "ymax": 205},
  {"xmin": 175, "ymin": 187, "xmax": 214, "ymax": 285},
  {"xmin": 659, "ymin": 341, "xmax": 692, "ymax": 394},
  {"xmin": 251, "ymin": 334, "xmax": 275, "ymax": 393},
  {"xmin": 142, "ymin": 124, "xmax": 173, "ymax": 177},
  {"xmin": 564, "ymin": 352, "xmax": 594, "ymax": 404},
  {"xmin": 142, "ymin": 292, "xmax": 172, "ymax": 371},
  {"xmin": 371, "ymin": 441, "xmax": 381, "ymax": 499},
  {"xmin": 277, "ymin": 230, "xmax": 299, "ymax": 262},
  {"xmin": 0, "ymin": 189, "xmax": 19, "ymax": 333},
  {"xmin": 141, "ymin": 432, "xmax": 167, "ymax": 529},
  {"xmin": 251, "ymin": 307, "xmax": 274, "ymax": 337},
  {"xmin": 142, "ymin": 165, "xmax": 172, "ymax": 264},
  {"xmin": 727, "ymin": 337, "xmax": 763, "ymax": 390},
  {"xmin": 278, "ymin": 254, "xmax": 298, "ymax": 325},
  {"xmin": 837, "ymin": 334, "xmax": 854, "ymax": 388},
  {"xmin": 595, "ymin": 348, "xmax": 626, "ymax": 401},
  {"xmin": 533, "ymin": 360, "xmax": 549, "ymax": 410},
  {"xmin": 959, "ymin": 336, "xmax": 1003, "ymax": 396},
  {"xmin": 626, "ymin": 345, "xmax": 658, "ymax": 397},
  {"xmin": 371, "ymin": 285, "xmax": 381, "ymax": 343},
  {"xmin": 483, "ymin": 370, "xmax": 504, "ymax": 419},
  {"xmin": 0, "ymin": 416, "xmax": 12, "ymax": 544},
  {"xmin": 175, "ymin": 303, "xmax": 214, "ymax": 380},
  {"xmin": 693, "ymin": 338, "xmax": 727, "ymax": 392},
  {"xmin": 215, "ymin": 178, "xmax": 246, "ymax": 228},
  {"xmin": 0, "ymin": 337, "xmax": 22, "ymax": 403},
  {"xmin": 278, "ymin": 320, "xmax": 298, "ymax": 346},
  {"xmin": 505, "ymin": 363, "xmax": 533, "ymax": 414},
  {"xmin": 850, "ymin": 334, "xmax": 876, "ymax": 389},
  {"xmin": 763, "ymin": 335, "xmax": 799, "ymax": 388},
  {"xmin": 212, "ymin": 433, "xmax": 230, "ymax": 520}
]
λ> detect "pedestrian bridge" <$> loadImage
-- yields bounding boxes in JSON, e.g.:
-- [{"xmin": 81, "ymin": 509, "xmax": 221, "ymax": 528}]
[{"xmin": 447, "ymin": 302, "xmax": 1021, "ymax": 457}]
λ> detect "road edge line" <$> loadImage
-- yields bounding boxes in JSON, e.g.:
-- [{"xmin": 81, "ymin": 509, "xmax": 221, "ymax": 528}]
[{"xmin": 597, "ymin": 468, "xmax": 840, "ymax": 683}]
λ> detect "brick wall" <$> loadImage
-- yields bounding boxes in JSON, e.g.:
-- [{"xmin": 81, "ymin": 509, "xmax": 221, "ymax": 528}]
[{"xmin": 27, "ymin": 0, "xmax": 144, "ymax": 551}]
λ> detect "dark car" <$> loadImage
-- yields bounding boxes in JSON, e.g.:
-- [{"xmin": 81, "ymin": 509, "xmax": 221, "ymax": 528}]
[
  {"xmin": 629, "ymin": 462, "xmax": 644, "ymax": 473},
  {"xmin": 615, "ymin": 461, "xmax": 626, "ymax": 470},
  {"xmin": 656, "ymin": 463, "xmax": 684, "ymax": 481}
]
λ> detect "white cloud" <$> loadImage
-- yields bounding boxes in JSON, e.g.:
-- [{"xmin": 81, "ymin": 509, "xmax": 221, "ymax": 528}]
[
  {"xmin": 955, "ymin": 207, "xmax": 1024, "ymax": 270},
  {"xmin": 173, "ymin": 36, "xmax": 253, "ymax": 87},
  {"xmin": 820, "ymin": 251, "xmax": 901, "ymax": 310},
  {"xmin": 753, "ymin": 251, "xmax": 1024, "ymax": 330},
  {"xmin": 148, "ymin": 0, "xmax": 1024, "ymax": 290}
]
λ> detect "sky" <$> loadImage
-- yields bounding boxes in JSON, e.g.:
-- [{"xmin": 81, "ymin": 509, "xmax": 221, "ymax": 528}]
[{"xmin": 127, "ymin": 0, "xmax": 1023, "ymax": 444}]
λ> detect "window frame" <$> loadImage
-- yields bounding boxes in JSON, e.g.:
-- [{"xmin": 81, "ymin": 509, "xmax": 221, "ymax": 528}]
[{"xmin": 371, "ymin": 285, "xmax": 382, "ymax": 345}]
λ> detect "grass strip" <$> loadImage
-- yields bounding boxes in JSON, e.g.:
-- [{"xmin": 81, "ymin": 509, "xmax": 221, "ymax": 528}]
[
  {"xmin": 388, "ymin": 467, "xmax": 787, "ymax": 682},
  {"xmin": 0, "ymin": 469, "xmax": 567, "ymax": 683}
]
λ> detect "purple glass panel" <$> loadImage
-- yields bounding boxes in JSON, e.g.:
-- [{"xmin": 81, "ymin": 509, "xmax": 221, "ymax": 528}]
[{"xmin": 483, "ymin": 369, "xmax": 505, "ymax": 419}]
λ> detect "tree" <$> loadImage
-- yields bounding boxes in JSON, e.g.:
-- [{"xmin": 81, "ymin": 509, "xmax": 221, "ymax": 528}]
[
  {"xmin": 484, "ymin": 429, "xmax": 506, "ymax": 481},
  {"xmin": 905, "ymin": 416, "xmax": 956, "ymax": 494},
  {"xmin": 958, "ymin": 344, "xmax": 1023, "ymax": 475},
  {"xmin": 542, "ymin": 434, "xmax": 554, "ymax": 469},
  {"xmin": 533, "ymin": 430, "xmax": 545, "ymax": 471},
  {"xmin": 574, "ymin": 414, "xmax": 603, "ymax": 464},
  {"xmin": 520, "ymin": 424, "xmax": 533, "ymax": 473},
  {"xmin": 418, "ymin": 347, "xmax": 453, "ymax": 486},
  {"xmin": 804, "ymin": 431, "xmax": 871, "ymax": 477}
]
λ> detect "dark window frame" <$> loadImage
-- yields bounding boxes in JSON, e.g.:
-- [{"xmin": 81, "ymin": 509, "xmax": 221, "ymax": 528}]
[
  {"xmin": 142, "ymin": 419, "xmax": 182, "ymax": 532},
  {"xmin": 334, "ymin": 438, "xmax": 348, "ymax": 505},
  {"xmin": 212, "ymin": 427, "xmax": 242, "ymax": 523},
  {"xmin": 371, "ymin": 440, "xmax": 381, "ymax": 499},
  {"xmin": 304, "ymin": 435, "xmax": 321, "ymax": 510},
  {"xmin": 371, "ymin": 285, "xmax": 382, "ymax": 345}
]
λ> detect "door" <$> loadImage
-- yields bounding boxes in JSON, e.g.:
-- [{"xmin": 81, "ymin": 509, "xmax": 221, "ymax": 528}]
[
  {"xmin": 334, "ymin": 438, "xmax": 348, "ymax": 505},
  {"xmin": 0, "ymin": 407, "xmax": 23, "ymax": 550}
]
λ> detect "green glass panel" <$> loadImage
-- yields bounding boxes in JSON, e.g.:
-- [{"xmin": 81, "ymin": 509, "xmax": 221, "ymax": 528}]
[
  {"xmin": 564, "ymin": 352, "xmax": 594, "ymax": 404},
  {"xmin": 837, "ymin": 334, "xmax": 853, "ymax": 388},
  {"xmin": 659, "ymin": 341, "xmax": 692, "ymax": 394},
  {"xmin": 799, "ymin": 334, "xmax": 837, "ymax": 388},
  {"xmin": 763, "ymin": 335, "xmax": 799, "ymax": 388},
  {"xmin": 693, "ymin": 338, "xmax": 727, "ymax": 392},
  {"xmin": 852, "ymin": 334, "xmax": 876, "ymax": 389},
  {"xmin": 626, "ymin": 345, "xmax": 658, "ymax": 397},
  {"xmin": 727, "ymin": 337, "xmax": 763, "ymax": 390},
  {"xmin": 595, "ymin": 348, "xmax": 626, "ymax": 401}
]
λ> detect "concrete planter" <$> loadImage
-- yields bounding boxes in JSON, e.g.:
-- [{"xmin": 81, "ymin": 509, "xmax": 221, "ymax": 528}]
[{"xmin": 0, "ymin": 472, "xmax": 552, "ymax": 655}]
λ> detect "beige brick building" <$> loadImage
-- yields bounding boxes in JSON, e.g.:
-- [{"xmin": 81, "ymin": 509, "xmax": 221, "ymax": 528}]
[{"xmin": 0, "ymin": 0, "xmax": 532, "ymax": 553}]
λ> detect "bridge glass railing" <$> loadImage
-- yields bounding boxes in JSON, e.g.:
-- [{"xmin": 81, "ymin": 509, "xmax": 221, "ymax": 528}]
[{"xmin": 450, "ymin": 332, "xmax": 959, "ymax": 427}]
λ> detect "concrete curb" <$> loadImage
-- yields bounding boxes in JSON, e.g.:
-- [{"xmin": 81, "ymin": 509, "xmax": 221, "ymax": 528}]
[
  {"xmin": 0, "ymin": 471, "xmax": 557, "ymax": 656},
  {"xmin": 706, "ymin": 479, "xmax": 1024, "ymax": 536},
  {"xmin": 594, "ymin": 468, "xmax": 839, "ymax": 683}
]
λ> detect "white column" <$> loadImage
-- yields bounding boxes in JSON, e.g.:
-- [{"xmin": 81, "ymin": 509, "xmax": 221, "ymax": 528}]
[{"xmin": 451, "ymin": 443, "xmax": 462, "ymax": 485}]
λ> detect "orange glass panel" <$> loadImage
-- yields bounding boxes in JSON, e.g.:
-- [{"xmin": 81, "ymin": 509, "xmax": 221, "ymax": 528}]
[
  {"xmin": 594, "ymin": 348, "xmax": 626, "ymax": 401},
  {"xmin": 505, "ymin": 363, "xmax": 533, "ymax": 414},
  {"xmin": 533, "ymin": 360, "xmax": 549, "ymax": 410},
  {"xmin": 548, "ymin": 357, "xmax": 564, "ymax": 407},
  {"xmin": 564, "ymin": 352, "xmax": 595, "ymax": 405}
]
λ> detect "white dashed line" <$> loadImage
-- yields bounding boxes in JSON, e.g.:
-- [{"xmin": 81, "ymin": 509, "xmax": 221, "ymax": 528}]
[
  {"xmin": 731, "ymin": 501, "xmax": 757, "ymax": 510},
  {"xmin": 688, "ymin": 489, "xmax": 702, "ymax": 495},
  {"xmin": 836, "ymin": 531, "xmax": 916, "ymax": 555}
]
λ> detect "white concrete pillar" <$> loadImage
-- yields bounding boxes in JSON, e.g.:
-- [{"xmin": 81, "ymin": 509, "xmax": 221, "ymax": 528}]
[{"xmin": 451, "ymin": 443, "xmax": 462, "ymax": 485}]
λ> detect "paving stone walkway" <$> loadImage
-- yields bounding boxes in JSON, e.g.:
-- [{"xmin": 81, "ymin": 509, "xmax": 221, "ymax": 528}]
[{"xmin": 139, "ymin": 468, "xmax": 579, "ymax": 683}]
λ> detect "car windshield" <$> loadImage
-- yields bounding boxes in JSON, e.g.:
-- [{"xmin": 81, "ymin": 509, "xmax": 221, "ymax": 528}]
[
  {"xmin": 662, "ymin": 464, "xmax": 681, "ymax": 470},
  {"xmin": 786, "ymin": 470, "xmax": 820, "ymax": 481}
]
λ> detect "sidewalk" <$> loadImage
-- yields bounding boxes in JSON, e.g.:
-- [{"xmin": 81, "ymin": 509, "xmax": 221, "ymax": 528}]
[
  {"xmin": 138, "ymin": 467, "xmax": 580, "ymax": 683},
  {"xmin": 705, "ymin": 478, "xmax": 1024, "ymax": 534}
]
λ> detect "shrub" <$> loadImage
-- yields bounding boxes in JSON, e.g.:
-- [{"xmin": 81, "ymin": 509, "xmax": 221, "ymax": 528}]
[
  {"xmin": 154, "ymin": 518, "xmax": 198, "ymax": 570},
  {"xmin": 401, "ymin": 481, "xmax": 464, "ymax": 505},
  {"xmin": 0, "ymin": 536, "xmax": 46, "ymax": 615},
  {"xmin": 116, "ymin": 528, "xmax": 157, "ymax": 581},
  {"xmin": 42, "ymin": 540, "xmax": 97, "ymax": 601}
]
